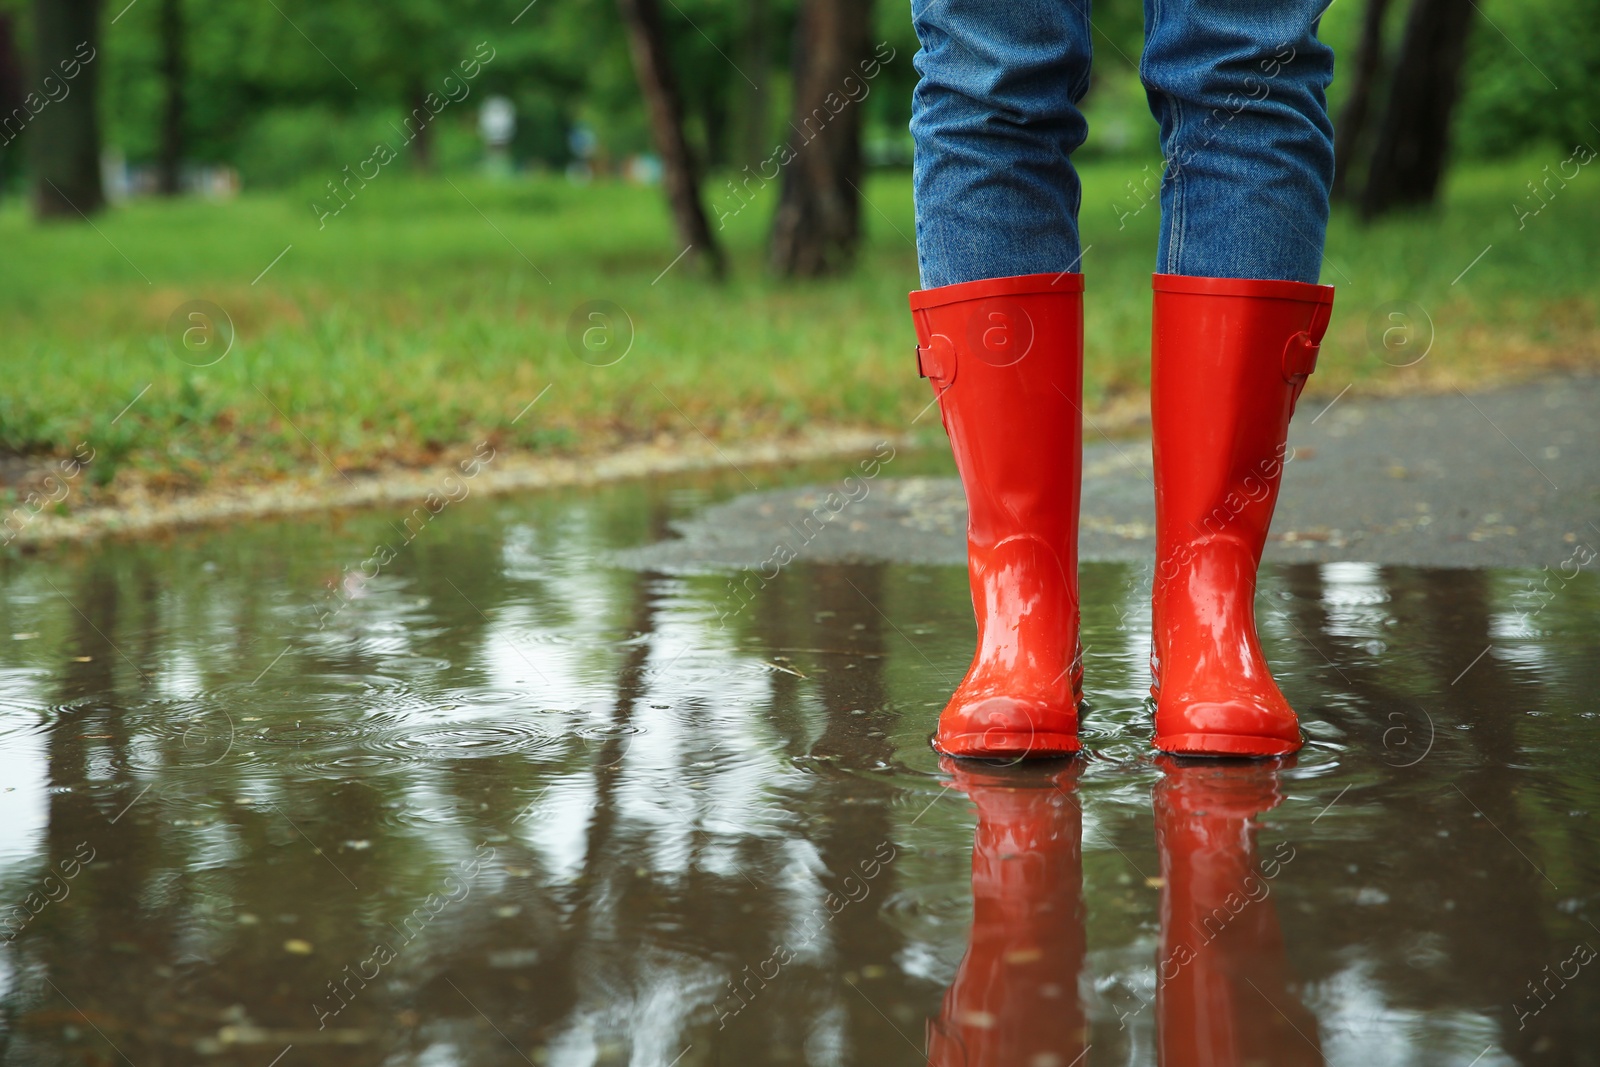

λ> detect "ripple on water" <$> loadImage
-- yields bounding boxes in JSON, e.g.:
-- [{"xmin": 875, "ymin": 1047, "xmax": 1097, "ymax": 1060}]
[
  {"xmin": 123, "ymin": 698, "xmax": 244, "ymax": 771},
  {"xmin": 118, "ymin": 676, "xmax": 567, "ymax": 780},
  {"xmin": 573, "ymin": 722, "xmax": 647, "ymax": 741},
  {"xmin": 435, "ymin": 685, "xmax": 545, "ymax": 708},
  {"xmin": 256, "ymin": 720, "xmax": 365, "ymax": 746},
  {"xmin": 204, "ymin": 672, "xmax": 422, "ymax": 718},
  {"xmin": 372, "ymin": 655, "xmax": 453, "ymax": 677},
  {"xmin": 377, "ymin": 720, "xmax": 561, "ymax": 760},
  {"xmin": 0, "ymin": 695, "xmax": 61, "ymax": 747},
  {"xmin": 0, "ymin": 689, "xmax": 50, "ymax": 714},
  {"xmin": 262, "ymin": 702, "xmax": 569, "ymax": 778}
]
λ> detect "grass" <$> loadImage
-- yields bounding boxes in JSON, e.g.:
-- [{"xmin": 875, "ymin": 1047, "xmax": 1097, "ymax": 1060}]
[{"xmin": 1, "ymin": 155, "xmax": 1596, "ymax": 498}]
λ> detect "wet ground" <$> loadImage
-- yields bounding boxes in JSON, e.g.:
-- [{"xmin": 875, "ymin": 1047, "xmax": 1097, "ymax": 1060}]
[
  {"xmin": 625, "ymin": 377, "xmax": 1600, "ymax": 572},
  {"xmin": 1, "ymin": 436, "xmax": 1598, "ymax": 1065}
]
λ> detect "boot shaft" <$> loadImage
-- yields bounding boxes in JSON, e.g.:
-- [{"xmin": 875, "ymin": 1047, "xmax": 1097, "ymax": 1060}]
[
  {"xmin": 911, "ymin": 273, "xmax": 1086, "ymax": 554},
  {"xmin": 1151, "ymin": 274, "xmax": 1334, "ymax": 574},
  {"xmin": 1147, "ymin": 274, "xmax": 1335, "ymax": 757}
]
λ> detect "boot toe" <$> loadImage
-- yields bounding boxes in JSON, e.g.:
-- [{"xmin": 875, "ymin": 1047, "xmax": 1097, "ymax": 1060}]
[
  {"xmin": 936, "ymin": 695, "xmax": 1080, "ymax": 758},
  {"xmin": 1154, "ymin": 699, "xmax": 1301, "ymax": 757}
]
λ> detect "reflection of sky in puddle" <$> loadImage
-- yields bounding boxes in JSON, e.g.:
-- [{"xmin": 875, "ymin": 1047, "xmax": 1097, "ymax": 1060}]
[{"xmin": 0, "ymin": 461, "xmax": 1594, "ymax": 1065}]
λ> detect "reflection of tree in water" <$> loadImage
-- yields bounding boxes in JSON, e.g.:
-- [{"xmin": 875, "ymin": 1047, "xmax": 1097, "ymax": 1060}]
[
  {"xmin": 5, "ymin": 557, "xmax": 196, "ymax": 1058},
  {"xmin": 9, "ymin": 497, "xmax": 1597, "ymax": 1065},
  {"xmin": 2, "ymin": 483, "xmax": 839, "ymax": 1062},
  {"xmin": 441, "ymin": 560, "xmax": 933, "ymax": 1064},
  {"xmin": 1278, "ymin": 563, "xmax": 1595, "ymax": 1061},
  {"xmin": 410, "ymin": 566, "xmax": 662, "ymax": 1062},
  {"xmin": 2, "ymin": 556, "xmax": 451, "ymax": 1061},
  {"xmin": 366, "ymin": 503, "xmax": 683, "ymax": 1061},
  {"xmin": 756, "ymin": 563, "xmax": 933, "ymax": 1064}
]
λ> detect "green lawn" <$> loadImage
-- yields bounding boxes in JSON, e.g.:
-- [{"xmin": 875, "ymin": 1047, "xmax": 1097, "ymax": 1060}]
[{"xmin": 2, "ymin": 156, "xmax": 1595, "ymax": 497}]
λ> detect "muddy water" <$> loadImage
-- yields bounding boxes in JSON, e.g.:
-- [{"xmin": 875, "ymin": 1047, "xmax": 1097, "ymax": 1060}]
[{"xmin": 0, "ymin": 457, "xmax": 1596, "ymax": 1066}]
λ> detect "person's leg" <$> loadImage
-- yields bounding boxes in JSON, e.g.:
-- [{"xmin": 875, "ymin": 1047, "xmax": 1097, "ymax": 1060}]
[
  {"xmin": 1140, "ymin": 0, "xmax": 1337, "ymax": 756},
  {"xmin": 908, "ymin": 0, "xmax": 1094, "ymax": 758},
  {"xmin": 1141, "ymin": 0, "xmax": 1335, "ymax": 282},
  {"xmin": 910, "ymin": 0, "xmax": 1092, "ymax": 288}
]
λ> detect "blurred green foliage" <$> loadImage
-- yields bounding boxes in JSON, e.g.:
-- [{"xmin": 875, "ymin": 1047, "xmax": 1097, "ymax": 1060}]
[
  {"xmin": 0, "ymin": 156, "xmax": 1594, "ymax": 493},
  {"xmin": 1450, "ymin": 0, "xmax": 1600, "ymax": 159},
  {"xmin": 2, "ymin": 0, "xmax": 1590, "ymax": 196}
]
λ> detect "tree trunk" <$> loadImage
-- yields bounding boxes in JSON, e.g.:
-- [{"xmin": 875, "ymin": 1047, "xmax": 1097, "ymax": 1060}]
[
  {"xmin": 31, "ymin": 0, "xmax": 105, "ymax": 218},
  {"xmin": 1358, "ymin": 0, "xmax": 1474, "ymax": 219},
  {"xmin": 1331, "ymin": 0, "xmax": 1391, "ymax": 201},
  {"xmin": 408, "ymin": 81, "xmax": 434, "ymax": 173},
  {"xmin": 615, "ymin": 0, "xmax": 725, "ymax": 277},
  {"xmin": 769, "ymin": 0, "xmax": 873, "ymax": 278},
  {"xmin": 736, "ymin": 0, "xmax": 771, "ymax": 170},
  {"xmin": 155, "ymin": 0, "xmax": 184, "ymax": 196},
  {"xmin": 0, "ymin": 13, "xmax": 25, "ymax": 186},
  {"xmin": 699, "ymin": 82, "xmax": 728, "ymax": 171},
  {"xmin": 0, "ymin": 13, "xmax": 23, "ymax": 118}
]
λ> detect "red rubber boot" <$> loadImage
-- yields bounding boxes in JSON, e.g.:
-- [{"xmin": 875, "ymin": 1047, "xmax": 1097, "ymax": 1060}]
[
  {"xmin": 1154, "ymin": 758, "xmax": 1320, "ymax": 1066},
  {"xmin": 909, "ymin": 274, "xmax": 1085, "ymax": 758},
  {"xmin": 926, "ymin": 757, "xmax": 1087, "ymax": 1067},
  {"xmin": 1149, "ymin": 275, "xmax": 1334, "ymax": 757}
]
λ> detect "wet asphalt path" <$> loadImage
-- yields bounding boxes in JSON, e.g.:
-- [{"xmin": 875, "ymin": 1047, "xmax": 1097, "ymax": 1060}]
[{"xmin": 620, "ymin": 376, "xmax": 1598, "ymax": 572}]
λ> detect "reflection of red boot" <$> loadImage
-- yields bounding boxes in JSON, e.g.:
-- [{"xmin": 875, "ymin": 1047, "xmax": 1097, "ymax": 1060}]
[
  {"xmin": 1154, "ymin": 758, "xmax": 1320, "ymax": 1067},
  {"xmin": 1149, "ymin": 275, "xmax": 1334, "ymax": 756},
  {"xmin": 927, "ymin": 757, "xmax": 1087, "ymax": 1067},
  {"xmin": 910, "ymin": 275, "xmax": 1085, "ymax": 758}
]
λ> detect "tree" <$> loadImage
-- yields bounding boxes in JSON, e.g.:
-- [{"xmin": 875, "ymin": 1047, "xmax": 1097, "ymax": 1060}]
[
  {"xmin": 155, "ymin": 0, "xmax": 185, "ymax": 195},
  {"xmin": 768, "ymin": 0, "xmax": 873, "ymax": 277},
  {"xmin": 406, "ymin": 77, "xmax": 435, "ymax": 172},
  {"xmin": 615, "ymin": 0, "xmax": 725, "ymax": 277},
  {"xmin": 0, "ymin": 12, "xmax": 23, "ymax": 189},
  {"xmin": 1358, "ymin": 0, "xmax": 1476, "ymax": 218},
  {"xmin": 1331, "ymin": 0, "xmax": 1392, "ymax": 201},
  {"xmin": 735, "ymin": 0, "xmax": 773, "ymax": 170},
  {"xmin": 32, "ymin": 0, "xmax": 105, "ymax": 218},
  {"xmin": 0, "ymin": 13, "xmax": 22, "ymax": 128}
]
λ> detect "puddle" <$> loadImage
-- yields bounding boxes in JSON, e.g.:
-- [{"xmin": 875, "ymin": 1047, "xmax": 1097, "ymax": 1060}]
[{"xmin": 0, "ymin": 458, "xmax": 1596, "ymax": 1065}]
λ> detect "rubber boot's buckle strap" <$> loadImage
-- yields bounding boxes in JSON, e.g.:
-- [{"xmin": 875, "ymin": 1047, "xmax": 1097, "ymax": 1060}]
[
  {"xmin": 1281, "ymin": 331, "xmax": 1319, "ymax": 385},
  {"xmin": 915, "ymin": 333, "xmax": 957, "ymax": 387}
]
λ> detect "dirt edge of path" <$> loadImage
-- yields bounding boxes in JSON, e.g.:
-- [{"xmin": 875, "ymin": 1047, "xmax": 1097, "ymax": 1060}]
[{"xmin": 5, "ymin": 426, "xmax": 929, "ymax": 550}]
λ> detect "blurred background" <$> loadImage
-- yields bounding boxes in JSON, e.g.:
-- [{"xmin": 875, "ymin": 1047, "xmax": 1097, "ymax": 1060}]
[{"xmin": 0, "ymin": 0, "xmax": 1595, "ymax": 502}]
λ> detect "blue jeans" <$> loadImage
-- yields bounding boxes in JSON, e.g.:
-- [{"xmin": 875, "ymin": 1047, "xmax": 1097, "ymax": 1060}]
[{"xmin": 910, "ymin": 0, "xmax": 1335, "ymax": 288}]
